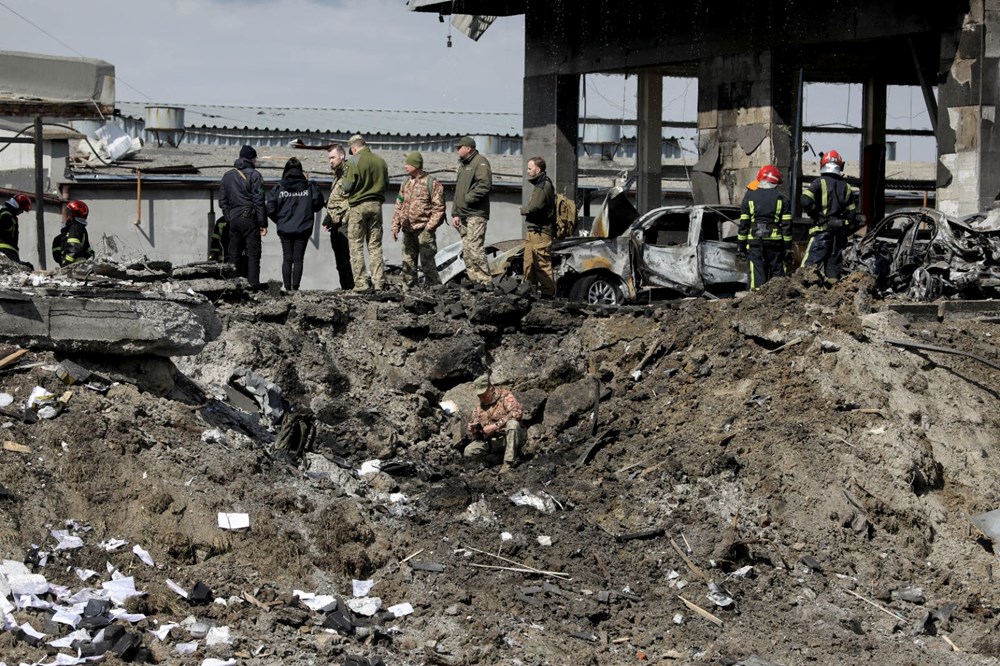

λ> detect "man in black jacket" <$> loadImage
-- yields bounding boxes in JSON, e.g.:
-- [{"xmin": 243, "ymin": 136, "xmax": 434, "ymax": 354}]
[
  {"xmin": 219, "ymin": 145, "xmax": 267, "ymax": 289},
  {"xmin": 520, "ymin": 157, "xmax": 556, "ymax": 296},
  {"xmin": 0, "ymin": 193, "xmax": 32, "ymax": 265}
]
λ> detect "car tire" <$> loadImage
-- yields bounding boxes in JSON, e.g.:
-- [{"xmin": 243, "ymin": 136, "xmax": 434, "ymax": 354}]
[{"xmin": 569, "ymin": 274, "xmax": 624, "ymax": 306}]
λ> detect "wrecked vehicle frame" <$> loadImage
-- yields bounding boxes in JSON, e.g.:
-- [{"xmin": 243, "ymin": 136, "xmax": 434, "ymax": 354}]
[
  {"xmin": 842, "ymin": 207, "xmax": 1000, "ymax": 300},
  {"xmin": 437, "ymin": 191, "xmax": 749, "ymax": 305}
]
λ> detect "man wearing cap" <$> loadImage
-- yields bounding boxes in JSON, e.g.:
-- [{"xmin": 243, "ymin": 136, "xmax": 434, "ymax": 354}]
[
  {"xmin": 0, "ymin": 193, "xmax": 33, "ymax": 266},
  {"xmin": 391, "ymin": 151, "xmax": 444, "ymax": 289},
  {"xmin": 322, "ymin": 144, "xmax": 355, "ymax": 290},
  {"xmin": 451, "ymin": 136, "xmax": 493, "ymax": 286},
  {"xmin": 341, "ymin": 135, "xmax": 389, "ymax": 292},
  {"xmin": 464, "ymin": 374, "xmax": 525, "ymax": 472},
  {"xmin": 219, "ymin": 145, "xmax": 267, "ymax": 290}
]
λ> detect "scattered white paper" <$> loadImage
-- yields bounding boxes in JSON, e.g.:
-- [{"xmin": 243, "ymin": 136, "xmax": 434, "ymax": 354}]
[
  {"xmin": 501, "ymin": 531, "xmax": 513, "ymax": 541},
  {"xmin": 50, "ymin": 529, "xmax": 84, "ymax": 551},
  {"xmin": 537, "ymin": 535, "xmax": 552, "ymax": 546},
  {"xmin": 109, "ymin": 608, "xmax": 146, "ymax": 623},
  {"xmin": 217, "ymin": 513, "xmax": 250, "ymax": 530},
  {"xmin": 149, "ymin": 623, "xmax": 177, "ymax": 641},
  {"xmin": 100, "ymin": 539, "xmax": 128, "ymax": 552},
  {"xmin": 166, "ymin": 579, "xmax": 189, "ymax": 598},
  {"xmin": 48, "ymin": 628, "xmax": 90, "ymax": 648},
  {"xmin": 201, "ymin": 659, "xmax": 236, "ymax": 666},
  {"xmin": 102, "ymin": 576, "xmax": 143, "ymax": 605},
  {"xmin": 439, "ymin": 400, "xmax": 457, "ymax": 415},
  {"xmin": 50, "ymin": 609, "xmax": 81, "ymax": 627},
  {"xmin": 26, "ymin": 386, "xmax": 54, "ymax": 408},
  {"xmin": 74, "ymin": 568, "xmax": 97, "ymax": 581},
  {"xmin": 352, "ymin": 579, "xmax": 375, "ymax": 597},
  {"xmin": 345, "ymin": 596, "xmax": 382, "ymax": 616},
  {"xmin": 388, "ymin": 493, "xmax": 407, "ymax": 504},
  {"xmin": 293, "ymin": 591, "xmax": 337, "ymax": 612},
  {"xmin": 509, "ymin": 488, "xmax": 556, "ymax": 513},
  {"xmin": 132, "ymin": 545, "xmax": 154, "ymax": 567},
  {"xmin": 176, "ymin": 642, "xmax": 198, "ymax": 654},
  {"xmin": 3, "ymin": 561, "xmax": 49, "ymax": 597},
  {"xmin": 358, "ymin": 459, "xmax": 382, "ymax": 476},
  {"xmin": 206, "ymin": 625, "xmax": 232, "ymax": 646},
  {"xmin": 20, "ymin": 621, "xmax": 46, "ymax": 639},
  {"xmin": 0, "ymin": 393, "xmax": 12, "ymax": 407},
  {"xmin": 387, "ymin": 602, "xmax": 413, "ymax": 617}
]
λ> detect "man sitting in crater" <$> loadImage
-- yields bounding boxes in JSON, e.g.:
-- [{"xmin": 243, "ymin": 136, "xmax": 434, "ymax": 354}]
[{"xmin": 464, "ymin": 373, "xmax": 525, "ymax": 473}]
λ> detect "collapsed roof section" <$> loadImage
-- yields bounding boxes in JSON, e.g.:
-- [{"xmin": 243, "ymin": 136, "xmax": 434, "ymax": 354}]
[{"xmin": 0, "ymin": 50, "xmax": 114, "ymax": 119}]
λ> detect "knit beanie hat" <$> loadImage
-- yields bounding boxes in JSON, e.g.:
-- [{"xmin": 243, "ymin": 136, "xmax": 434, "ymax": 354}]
[
  {"xmin": 405, "ymin": 151, "xmax": 423, "ymax": 169},
  {"xmin": 239, "ymin": 145, "xmax": 257, "ymax": 160}
]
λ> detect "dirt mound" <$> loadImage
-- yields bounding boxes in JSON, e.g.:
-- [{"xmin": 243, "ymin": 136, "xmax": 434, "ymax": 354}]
[{"xmin": 1, "ymin": 272, "xmax": 999, "ymax": 665}]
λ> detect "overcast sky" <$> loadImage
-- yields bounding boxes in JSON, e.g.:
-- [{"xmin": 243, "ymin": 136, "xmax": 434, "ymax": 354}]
[{"xmin": 0, "ymin": 0, "xmax": 934, "ymax": 160}]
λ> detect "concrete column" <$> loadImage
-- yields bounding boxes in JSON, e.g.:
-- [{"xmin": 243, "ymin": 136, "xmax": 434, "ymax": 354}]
[
  {"xmin": 861, "ymin": 77, "xmax": 887, "ymax": 224},
  {"xmin": 636, "ymin": 72, "xmax": 663, "ymax": 213},
  {"xmin": 523, "ymin": 73, "xmax": 580, "ymax": 212},
  {"xmin": 695, "ymin": 50, "xmax": 796, "ymax": 205},
  {"xmin": 937, "ymin": 0, "xmax": 1000, "ymax": 216}
]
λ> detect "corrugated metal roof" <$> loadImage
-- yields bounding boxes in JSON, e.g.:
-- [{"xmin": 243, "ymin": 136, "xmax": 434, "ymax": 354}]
[{"xmin": 116, "ymin": 102, "xmax": 522, "ymax": 137}]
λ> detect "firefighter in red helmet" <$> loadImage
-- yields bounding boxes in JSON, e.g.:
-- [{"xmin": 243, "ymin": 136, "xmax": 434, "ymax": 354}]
[
  {"xmin": 800, "ymin": 149, "xmax": 861, "ymax": 279},
  {"xmin": 53, "ymin": 200, "xmax": 94, "ymax": 267},
  {"xmin": 738, "ymin": 165, "xmax": 793, "ymax": 290},
  {"xmin": 0, "ymin": 193, "xmax": 33, "ymax": 265}
]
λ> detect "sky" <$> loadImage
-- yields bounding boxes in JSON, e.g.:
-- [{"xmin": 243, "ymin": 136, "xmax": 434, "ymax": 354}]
[{"xmin": 0, "ymin": 0, "xmax": 935, "ymax": 161}]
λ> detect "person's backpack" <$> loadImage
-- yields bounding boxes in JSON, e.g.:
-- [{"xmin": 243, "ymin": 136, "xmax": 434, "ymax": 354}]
[
  {"xmin": 554, "ymin": 192, "xmax": 577, "ymax": 239},
  {"xmin": 425, "ymin": 175, "xmax": 447, "ymax": 227}
]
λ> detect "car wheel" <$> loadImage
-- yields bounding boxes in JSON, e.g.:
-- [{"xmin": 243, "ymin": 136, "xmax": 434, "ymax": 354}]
[{"xmin": 570, "ymin": 274, "xmax": 624, "ymax": 306}]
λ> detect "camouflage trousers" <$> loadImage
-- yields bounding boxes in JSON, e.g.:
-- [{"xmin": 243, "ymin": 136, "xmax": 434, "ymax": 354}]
[
  {"xmin": 523, "ymin": 229, "xmax": 555, "ymax": 296},
  {"xmin": 463, "ymin": 419, "xmax": 525, "ymax": 464},
  {"xmin": 347, "ymin": 200, "xmax": 385, "ymax": 291},
  {"xmin": 458, "ymin": 216, "xmax": 491, "ymax": 285},
  {"xmin": 401, "ymin": 227, "xmax": 441, "ymax": 287}
]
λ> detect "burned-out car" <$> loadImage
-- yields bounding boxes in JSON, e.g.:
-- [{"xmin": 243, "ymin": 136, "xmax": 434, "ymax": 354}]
[
  {"xmin": 437, "ymin": 189, "xmax": 749, "ymax": 305},
  {"xmin": 842, "ymin": 207, "xmax": 1000, "ymax": 300}
]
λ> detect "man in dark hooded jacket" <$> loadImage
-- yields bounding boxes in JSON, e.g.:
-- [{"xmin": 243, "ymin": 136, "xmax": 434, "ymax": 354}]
[{"xmin": 219, "ymin": 145, "xmax": 267, "ymax": 289}]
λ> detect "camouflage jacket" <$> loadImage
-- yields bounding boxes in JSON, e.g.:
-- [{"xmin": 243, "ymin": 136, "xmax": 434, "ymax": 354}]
[
  {"xmin": 391, "ymin": 173, "xmax": 445, "ymax": 234},
  {"xmin": 324, "ymin": 165, "xmax": 349, "ymax": 228},
  {"xmin": 469, "ymin": 388, "xmax": 523, "ymax": 434}
]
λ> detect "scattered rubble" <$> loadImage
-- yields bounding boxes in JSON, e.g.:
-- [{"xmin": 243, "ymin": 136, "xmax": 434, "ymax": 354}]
[{"xmin": 0, "ymin": 262, "xmax": 996, "ymax": 664}]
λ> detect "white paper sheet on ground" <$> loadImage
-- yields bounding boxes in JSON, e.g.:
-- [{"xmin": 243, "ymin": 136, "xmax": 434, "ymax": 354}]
[
  {"xmin": 100, "ymin": 539, "xmax": 128, "ymax": 552},
  {"xmin": 165, "ymin": 579, "xmax": 189, "ymax": 598},
  {"xmin": 3, "ymin": 560, "xmax": 49, "ymax": 596},
  {"xmin": 293, "ymin": 591, "xmax": 337, "ymax": 612},
  {"xmin": 50, "ymin": 609, "xmax": 81, "ymax": 627},
  {"xmin": 102, "ymin": 576, "xmax": 143, "ymax": 605},
  {"xmin": 74, "ymin": 568, "xmax": 98, "ymax": 581},
  {"xmin": 217, "ymin": 513, "xmax": 250, "ymax": 530},
  {"xmin": 50, "ymin": 530, "xmax": 84, "ymax": 551},
  {"xmin": 17, "ymin": 593, "xmax": 52, "ymax": 610},
  {"xmin": 387, "ymin": 602, "xmax": 414, "ymax": 617},
  {"xmin": 0, "ymin": 393, "xmax": 12, "ymax": 407},
  {"xmin": 352, "ymin": 579, "xmax": 375, "ymax": 597},
  {"xmin": 132, "ymin": 545, "xmax": 154, "ymax": 567},
  {"xmin": 20, "ymin": 621, "xmax": 46, "ymax": 639},
  {"xmin": 345, "ymin": 596, "xmax": 381, "ymax": 616},
  {"xmin": 48, "ymin": 628, "xmax": 90, "ymax": 648},
  {"xmin": 201, "ymin": 659, "xmax": 236, "ymax": 666},
  {"xmin": 149, "ymin": 622, "xmax": 177, "ymax": 641},
  {"xmin": 389, "ymin": 493, "xmax": 407, "ymax": 503},
  {"xmin": 176, "ymin": 641, "xmax": 198, "ymax": 654},
  {"xmin": 109, "ymin": 608, "xmax": 146, "ymax": 623},
  {"xmin": 358, "ymin": 459, "xmax": 382, "ymax": 476},
  {"xmin": 206, "ymin": 625, "xmax": 232, "ymax": 646}
]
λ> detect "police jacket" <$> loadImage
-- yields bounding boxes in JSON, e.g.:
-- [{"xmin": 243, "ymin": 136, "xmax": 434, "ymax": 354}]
[
  {"xmin": 52, "ymin": 218, "xmax": 94, "ymax": 267},
  {"xmin": 801, "ymin": 174, "xmax": 858, "ymax": 233},
  {"xmin": 266, "ymin": 167, "xmax": 325, "ymax": 236},
  {"xmin": 521, "ymin": 172, "xmax": 556, "ymax": 232},
  {"xmin": 0, "ymin": 203, "xmax": 20, "ymax": 258},
  {"xmin": 219, "ymin": 157, "xmax": 266, "ymax": 226},
  {"xmin": 452, "ymin": 150, "xmax": 492, "ymax": 220},
  {"xmin": 738, "ymin": 187, "xmax": 793, "ymax": 246}
]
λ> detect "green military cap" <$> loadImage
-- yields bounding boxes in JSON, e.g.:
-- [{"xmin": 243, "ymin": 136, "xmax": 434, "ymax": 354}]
[
  {"xmin": 349, "ymin": 134, "xmax": 365, "ymax": 145},
  {"xmin": 473, "ymin": 373, "xmax": 492, "ymax": 394},
  {"xmin": 455, "ymin": 136, "xmax": 476, "ymax": 149}
]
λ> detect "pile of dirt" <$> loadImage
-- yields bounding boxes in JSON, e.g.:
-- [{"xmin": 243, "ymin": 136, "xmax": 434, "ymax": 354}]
[{"xmin": 1, "ymin": 270, "xmax": 999, "ymax": 665}]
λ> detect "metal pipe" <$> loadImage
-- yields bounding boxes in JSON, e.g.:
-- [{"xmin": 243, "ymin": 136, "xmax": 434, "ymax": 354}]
[
  {"xmin": 135, "ymin": 170, "xmax": 142, "ymax": 225},
  {"xmin": 790, "ymin": 67, "xmax": 805, "ymax": 221},
  {"xmin": 34, "ymin": 116, "xmax": 45, "ymax": 270}
]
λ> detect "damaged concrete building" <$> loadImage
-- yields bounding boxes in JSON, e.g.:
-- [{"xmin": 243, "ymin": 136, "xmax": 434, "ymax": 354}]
[{"xmin": 410, "ymin": 1, "xmax": 994, "ymax": 222}]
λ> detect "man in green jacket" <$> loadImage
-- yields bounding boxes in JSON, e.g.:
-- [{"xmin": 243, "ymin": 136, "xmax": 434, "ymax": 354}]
[
  {"xmin": 341, "ymin": 134, "xmax": 389, "ymax": 292},
  {"xmin": 451, "ymin": 136, "xmax": 493, "ymax": 286},
  {"xmin": 520, "ymin": 156, "xmax": 557, "ymax": 296}
]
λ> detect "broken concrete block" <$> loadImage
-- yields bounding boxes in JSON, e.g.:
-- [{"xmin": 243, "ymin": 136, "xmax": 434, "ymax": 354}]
[
  {"xmin": 190, "ymin": 581, "xmax": 213, "ymax": 605},
  {"xmin": 322, "ymin": 608, "xmax": 355, "ymax": 634}
]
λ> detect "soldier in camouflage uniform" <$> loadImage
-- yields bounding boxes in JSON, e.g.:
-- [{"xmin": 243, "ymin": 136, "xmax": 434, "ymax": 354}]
[
  {"xmin": 451, "ymin": 136, "xmax": 493, "ymax": 286},
  {"xmin": 341, "ymin": 135, "xmax": 389, "ymax": 292},
  {"xmin": 322, "ymin": 144, "xmax": 354, "ymax": 290},
  {"xmin": 464, "ymin": 373, "xmax": 525, "ymax": 472},
  {"xmin": 391, "ymin": 151, "xmax": 444, "ymax": 289}
]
